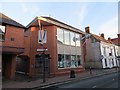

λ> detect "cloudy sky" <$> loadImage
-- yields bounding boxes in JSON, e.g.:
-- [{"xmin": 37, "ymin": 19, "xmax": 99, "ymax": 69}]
[{"xmin": 0, "ymin": 0, "xmax": 119, "ymax": 39}]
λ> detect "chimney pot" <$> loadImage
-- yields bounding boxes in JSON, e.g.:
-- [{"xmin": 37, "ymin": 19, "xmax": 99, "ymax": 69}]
[
  {"xmin": 118, "ymin": 34, "xmax": 120, "ymax": 46},
  {"xmin": 85, "ymin": 26, "xmax": 90, "ymax": 33},
  {"xmin": 108, "ymin": 37, "xmax": 111, "ymax": 41},
  {"xmin": 101, "ymin": 33, "xmax": 105, "ymax": 38}
]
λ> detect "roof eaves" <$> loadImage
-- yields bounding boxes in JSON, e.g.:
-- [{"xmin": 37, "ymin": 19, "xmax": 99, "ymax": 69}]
[
  {"xmin": 26, "ymin": 17, "xmax": 38, "ymax": 29},
  {"xmin": 0, "ymin": 18, "xmax": 25, "ymax": 28},
  {"xmin": 42, "ymin": 16, "xmax": 85, "ymax": 34}
]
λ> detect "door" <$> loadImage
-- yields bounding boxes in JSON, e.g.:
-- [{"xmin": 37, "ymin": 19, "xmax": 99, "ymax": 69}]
[{"xmin": 35, "ymin": 54, "xmax": 50, "ymax": 77}]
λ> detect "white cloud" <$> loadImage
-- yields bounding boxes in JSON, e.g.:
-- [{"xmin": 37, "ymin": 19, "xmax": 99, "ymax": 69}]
[
  {"xmin": 98, "ymin": 16, "xmax": 118, "ymax": 39},
  {"xmin": 21, "ymin": 3, "xmax": 39, "ymax": 15},
  {"xmin": 79, "ymin": 4, "xmax": 88, "ymax": 28}
]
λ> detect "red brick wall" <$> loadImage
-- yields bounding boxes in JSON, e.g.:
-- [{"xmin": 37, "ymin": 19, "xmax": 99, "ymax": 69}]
[
  {"xmin": 25, "ymin": 25, "xmax": 85, "ymax": 76},
  {"xmin": 2, "ymin": 25, "xmax": 24, "ymax": 48},
  {"xmin": 3, "ymin": 54, "xmax": 16, "ymax": 79},
  {"xmin": 111, "ymin": 38, "xmax": 118, "ymax": 45},
  {"xmin": 118, "ymin": 34, "xmax": 120, "ymax": 46},
  {"xmin": 1, "ymin": 25, "xmax": 25, "ymax": 79},
  {"xmin": 24, "ymin": 25, "xmax": 57, "ymax": 76}
]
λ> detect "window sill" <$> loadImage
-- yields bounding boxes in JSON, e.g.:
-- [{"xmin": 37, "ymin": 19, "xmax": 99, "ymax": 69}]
[{"xmin": 58, "ymin": 65, "xmax": 83, "ymax": 70}]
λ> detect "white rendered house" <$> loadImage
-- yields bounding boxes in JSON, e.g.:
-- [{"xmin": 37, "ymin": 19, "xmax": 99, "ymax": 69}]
[{"xmin": 84, "ymin": 26, "xmax": 119, "ymax": 69}]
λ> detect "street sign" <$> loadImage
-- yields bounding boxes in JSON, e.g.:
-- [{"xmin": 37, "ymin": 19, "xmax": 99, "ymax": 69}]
[{"xmin": 37, "ymin": 49, "xmax": 48, "ymax": 52}]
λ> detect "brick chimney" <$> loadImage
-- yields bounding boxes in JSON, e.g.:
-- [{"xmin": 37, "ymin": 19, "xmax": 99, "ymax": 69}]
[
  {"xmin": 118, "ymin": 34, "xmax": 120, "ymax": 46},
  {"xmin": 108, "ymin": 37, "xmax": 111, "ymax": 41},
  {"xmin": 85, "ymin": 26, "xmax": 90, "ymax": 33},
  {"xmin": 101, "ymin": 33, "xmax": 105, "ymax": 38}
]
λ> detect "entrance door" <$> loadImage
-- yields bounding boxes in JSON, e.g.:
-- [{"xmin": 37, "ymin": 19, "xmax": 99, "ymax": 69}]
[{"xmin": 35, "ymin": 54, "xmax": 50, "ymax": 77}]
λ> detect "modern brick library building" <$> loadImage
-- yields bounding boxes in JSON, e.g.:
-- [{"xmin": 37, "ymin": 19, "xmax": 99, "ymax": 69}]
[{"xmin": 24, "ymin": 16, "xmax": 86, "ymax": 77}]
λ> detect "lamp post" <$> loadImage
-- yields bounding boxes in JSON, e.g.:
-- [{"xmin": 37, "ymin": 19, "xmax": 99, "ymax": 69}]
[{"xmin": 42, "ymin": 48, "xmax": 48, "ymax": 83}]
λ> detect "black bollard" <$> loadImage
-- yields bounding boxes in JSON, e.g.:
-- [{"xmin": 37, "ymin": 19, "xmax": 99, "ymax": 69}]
[
  {"xmin": 89, "ymin": 67, "xmax": 92, "ymax": 75},
  {"xmin": 70, "ymin": 69, "xmax": 75, "ymax": 78}
]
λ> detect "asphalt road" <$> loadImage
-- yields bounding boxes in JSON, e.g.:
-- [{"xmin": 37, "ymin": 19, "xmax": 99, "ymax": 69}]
[{"xmin": 49, "ymin": 72, "xmax": 119, "ymax": 89}]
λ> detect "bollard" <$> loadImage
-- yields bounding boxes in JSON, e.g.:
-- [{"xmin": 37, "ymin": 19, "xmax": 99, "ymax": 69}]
[
  {"xmin": 89, "ymin": 67, "xmax": 92, "ymax": 75},
  {"xmin": 70, "ymin": 69, "xmax": 75, "ymax": 78}
]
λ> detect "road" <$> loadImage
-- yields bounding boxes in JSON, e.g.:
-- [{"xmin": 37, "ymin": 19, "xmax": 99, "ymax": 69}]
[{"xmin": 47, "ymin": 72, "xmax": 119, "ymax": 89}]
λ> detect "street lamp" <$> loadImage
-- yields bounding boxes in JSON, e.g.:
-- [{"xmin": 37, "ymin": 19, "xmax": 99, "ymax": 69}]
[{"xmin": 41, "ymin": 48, "xmax": 48, "ymax": 83}]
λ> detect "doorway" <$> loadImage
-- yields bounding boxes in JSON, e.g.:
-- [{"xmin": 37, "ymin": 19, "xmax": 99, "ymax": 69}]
[{"xmin": 35, "ymin": 54, "xmax": 50, "ymax": 78}]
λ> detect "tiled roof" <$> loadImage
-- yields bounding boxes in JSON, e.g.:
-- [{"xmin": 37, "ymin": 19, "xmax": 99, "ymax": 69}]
[
  {"xmin": 111, "ymin": 38, "xmax": 118, "ymax": 45},
  {"xmin": 92, "ymin": 34, "xmax": 113, "ymax": 44},
  {"xmin": 0, "ymin": 13, "xmax": 25, "ymax": 28}
]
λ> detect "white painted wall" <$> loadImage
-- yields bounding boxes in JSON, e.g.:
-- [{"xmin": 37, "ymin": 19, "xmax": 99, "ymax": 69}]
[{"xmin": 100, "ymin": 41, "xmax": 119, "ymax": 68}]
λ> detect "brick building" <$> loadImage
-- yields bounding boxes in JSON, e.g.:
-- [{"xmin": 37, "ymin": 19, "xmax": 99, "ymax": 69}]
[
  {"xmin": 84, "ymin": 26, "xmax": 119, "ymax": 69},
  {"xmin": 0, "ymin": 13, "xmax": 25, "ymax": 79},
  {"xmin": 23, "ymin": 16, "xmax": 85, "ymax": 77}
]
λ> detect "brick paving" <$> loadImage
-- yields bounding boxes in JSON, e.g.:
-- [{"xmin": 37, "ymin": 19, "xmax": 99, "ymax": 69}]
[{"xmin": 2, "ymin": 68, "xmax": 118, "ymax": 89}]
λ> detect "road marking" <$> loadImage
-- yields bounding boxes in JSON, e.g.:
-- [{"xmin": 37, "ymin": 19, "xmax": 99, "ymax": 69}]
[{"xmin": 92, "ymin": 86, "xmax": 97, "ymax": 88}]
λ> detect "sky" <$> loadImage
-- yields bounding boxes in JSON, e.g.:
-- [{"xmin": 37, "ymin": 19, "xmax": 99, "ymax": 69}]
[{"xmin": 0, "ymin": 0, "xmax": 119, "ymax": 39}]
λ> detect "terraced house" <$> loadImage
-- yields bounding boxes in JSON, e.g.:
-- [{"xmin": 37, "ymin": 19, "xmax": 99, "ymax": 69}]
[
  {"xmin": 0, "ymin": 13, "xmax": 25, "ymax": 79},
  {"xmin": 23, "ymin": 16, "xmax": 86, "ymax": 77},
  {"xmin": 84, "ymin": 26, "xmax": 119, "ymax": 69}
]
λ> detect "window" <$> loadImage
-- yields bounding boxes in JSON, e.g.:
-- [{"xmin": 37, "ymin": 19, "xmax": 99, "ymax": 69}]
[
  {"xmin": 71, "ymin": 55, "xmax": 76, "ymax": 68},
  {"xmin": 58, "ymin": 54, "xmax": 64, "ymax": 68},
  {"xmin": 70, "ymin": 32, "xmax": 75, "ymax": 46},
  {"xmin": 109, "ymin": 53, "xmax": 112, "ymax": 56},
  {"xmin": 64, "ymin": 30, "xmax": 70, "ymax": 45},
  {"xmin": 76, "ymin": 34, "xmax": 80, "ymax": 46},
  {"xmin": 110, "ymin": 48, "xmax": 113, "ymax": 56},
  {"xmin": 0, "ymin": 25, "xmax": 5, "ymax": 40},
  {"xmin": 104, "ymin": 59, "xmax": 107, "ymax": 67},
  {"xmin": 57, "ymin": 28, "xmax": 64, "ymax": 44},
  {"xmin": 92, "ymin": 38, "xmax": 96, "ymax": 43},
  {"xmin": 103, "ymin": 47, "xmax": 106, "ymax": 56},
  {"xmin": 76, "ymin": 55, "xmax": 82, "ymax": 66},
  {"xmin": 64, "ymin": 55, "xmax": 71, "ymax": 67},
  {"xmin": 112, "ymin": 59, "xmax": 114, "ymax": 66},
  {"xmin": 58, "ymin": 54, "xmax": 82, "ymax": 69},
  {"xmin": 38, "ymin": 30, "xmax": 47, "ymax": 44}
]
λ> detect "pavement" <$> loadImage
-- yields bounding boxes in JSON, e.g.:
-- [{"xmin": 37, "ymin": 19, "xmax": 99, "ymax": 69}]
[{"xmin": 2, "ymin": 68, "xmax": 118, "ymax": 89}]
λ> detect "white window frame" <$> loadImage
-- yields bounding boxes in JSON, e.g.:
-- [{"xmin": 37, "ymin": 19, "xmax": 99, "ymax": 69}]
[
  {"xmin": 38, "ymin": 30, "xmax": 47, "ymax": 44},
  {"xmin": 0, "ymin": 25, "xmax": 6, "ymax": 41}
]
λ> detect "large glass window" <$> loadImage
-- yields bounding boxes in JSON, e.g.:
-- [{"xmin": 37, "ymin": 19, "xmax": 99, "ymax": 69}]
[
  {"xmin": 57, "ymin": 28, "xmax": 64, "ymax": 44},
  {"xmin": 58, "ymin": 54, "xmax": 82, "ymax": 69},
  {"xmin": 71, "ymin": 55, "xmax": 76, "ymax": 68},
  {"xmin": 64, "ymin": 55, "xmax": 71, "ymax": 67},
  {"xmin": 58, "ymin": 54, "xmax": 64, "ymax": 68},
  {"xmin": 0, "ymin": 25, "xmax": 5, "ymax": 40},
  {"xmin": 76, "ymin": 34, "xmax": 80, "ymax": 46},
  {"xmin": 70, "ymin": 32, "xmax": 75, "ymax": 46},
  {"xmin": 76, "ymin": 55, "xmax": 82, "ymax": 66},
  {"xmin": 64, "ymin": 30, "xmax": 70, "ymax": 45},
  {"xmin": 57, "ymin": 28, "xmax": 82, "ymax": 69}
]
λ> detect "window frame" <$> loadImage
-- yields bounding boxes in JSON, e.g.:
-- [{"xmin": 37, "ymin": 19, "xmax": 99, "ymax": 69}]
[
  {"xmin": 0, "ymin": 25, "xmax": 6, "ymax": 41},
  {"xmin": 38, "ymin": 30, "xmax": 47, "ymax": 44}
]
